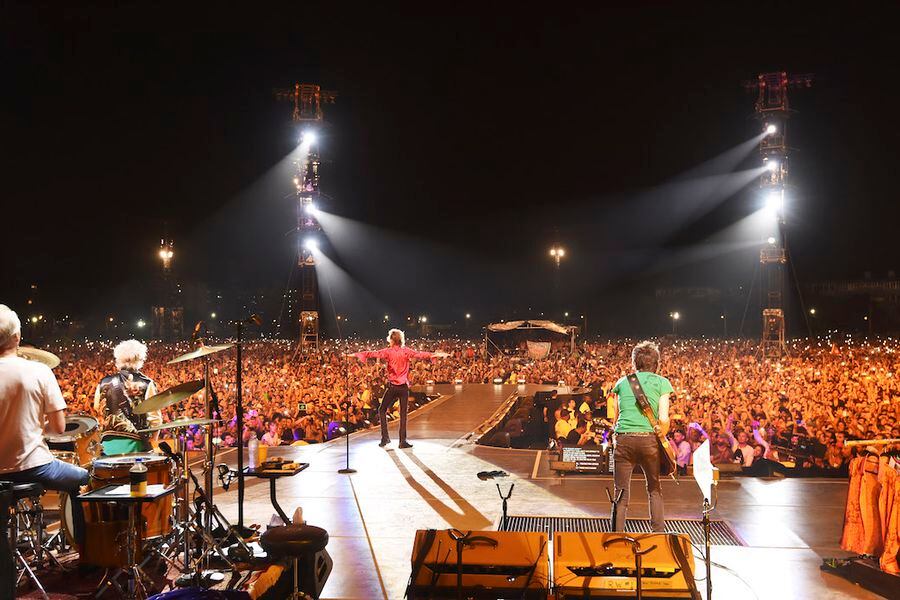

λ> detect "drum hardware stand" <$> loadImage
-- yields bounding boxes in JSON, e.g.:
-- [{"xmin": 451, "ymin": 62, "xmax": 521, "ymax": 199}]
[
  {"xmin": 173, "ymin": 451, "xmax": 241, "ymax": 588},
  {"xmin": 496, "ymin": 483, "xmax": 514, "ymax": 531}
]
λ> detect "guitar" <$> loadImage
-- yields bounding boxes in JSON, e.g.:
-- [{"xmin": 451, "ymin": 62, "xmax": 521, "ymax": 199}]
[{"xmin": 625, "ymin": 373, "xmax": 678, "ymax": 480}]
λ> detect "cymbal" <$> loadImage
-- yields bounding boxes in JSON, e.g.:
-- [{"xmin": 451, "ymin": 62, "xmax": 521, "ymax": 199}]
[
  {"xmin": 17, "ymin": 346, "xmax": 61, "ymax": 369},
  {"xmin": 167, "ymin": 344, "xmax": 234, "ymax": 365},
  {"xmin": 138, "ymin": 417, "xmax": 220, "ymax": 433},
  {"xmin": 133, "ymin": 379, "xmax": 205, "ymax": 414}
]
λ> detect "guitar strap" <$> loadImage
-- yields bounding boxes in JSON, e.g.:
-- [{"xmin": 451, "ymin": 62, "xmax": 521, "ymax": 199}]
[{"xmin": 625, "ymin": 373, "xmax": 662, "ymax": 431}]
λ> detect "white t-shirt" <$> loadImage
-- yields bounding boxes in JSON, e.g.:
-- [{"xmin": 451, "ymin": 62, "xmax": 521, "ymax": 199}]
[{"xmin": 0, "ymin": 355, "xmax": 66, "ymax": 473}]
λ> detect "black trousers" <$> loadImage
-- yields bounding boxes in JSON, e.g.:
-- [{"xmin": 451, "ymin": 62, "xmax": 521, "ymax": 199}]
[{"xmin": 379, "ymin": 383, "xmax": 409, "ymax": 443}]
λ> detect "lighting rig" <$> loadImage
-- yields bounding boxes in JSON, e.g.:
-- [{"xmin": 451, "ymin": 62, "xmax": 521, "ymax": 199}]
[
  {"xmin": 275, "ymin": 83, "xmax": 336, "ymax": 348},
  {"xmin": 744, "ymin": 71, "xmax": 813, "ymax": 357}
]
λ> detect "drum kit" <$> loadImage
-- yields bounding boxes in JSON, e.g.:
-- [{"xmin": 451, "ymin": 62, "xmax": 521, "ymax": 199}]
[{"xmin": 24, "ymin": 342, "xmax": 251, "ymax": 599}]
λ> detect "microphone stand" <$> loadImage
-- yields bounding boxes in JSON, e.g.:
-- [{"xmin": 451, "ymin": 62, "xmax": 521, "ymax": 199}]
[
  {"xmin": 232, "ymin": 315, "xmax": 257, "ymax": 538},
  {"xmin": 338, "ymin": 348, "xmax": 358, "ymax": 474}
]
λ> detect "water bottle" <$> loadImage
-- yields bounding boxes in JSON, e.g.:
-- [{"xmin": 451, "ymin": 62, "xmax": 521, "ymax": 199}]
[
  {"xmin": 248, "ymin": 437, "xmax": 259, "ymax": 470},
  {"xmin": 130, "ymin": 461, "xmax": 148, "ymax": 496}
]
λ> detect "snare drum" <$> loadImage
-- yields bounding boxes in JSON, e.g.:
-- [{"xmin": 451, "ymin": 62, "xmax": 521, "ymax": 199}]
[
  {"xmin": 81, "ymin": 453, "xmax": 174, "ymax": 568},
  {"xmin": 45, "ymin": 414, "xmax": 101, "ymax": 466}
]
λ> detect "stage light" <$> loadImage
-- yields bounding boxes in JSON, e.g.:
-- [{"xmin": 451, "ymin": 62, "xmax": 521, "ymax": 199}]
[
  {"xmin": 764, "ymin": 191, "xmax": 783, "ymax": 216},
  {"xmin": 304, "ymin": 238, "xmax": 318, "ymax": 251},
  {"xmin": 383, "ymin": 315, "xmax": 389, "ymax": 321},
  {"xmin": 306, "ymin": 203, "xmax": 319, "ymax": 216},
  {"xmin": 211, "ymin": 312, "xmax": 217, "ymax": 319},
  {"xmin": 765, "ymin": 159, "xmax": 779, "ymax": 172},
  {"xmin": 766, "ymin": 124, "xmax": 777, "ymax": 135},
  {"xmin": 30, "ymin": 316, "xmax": 38, "ymax": 324},
  {"xmin": 767, "ymin": 236, "xmax": 776, "ymax": 245},
  {"xmin": 302, "ymin": 130, "xmax": 317, "ymax": 145},
  {"xmin": 465, "ymin": 313, "xmax": 471, "ymax": 319},
  {"xmin": 420, "ymin": 316, "xmax": 428, "ymax": 323},
  {"xmin": 673, "ymin": 312, "xmax": 680, "ymax": 320},
  {"xmin": 136, "ymin": 319, "xmax": 146, "ymax": 328},
  {"xmin": 810, "ymin": 308, "xmax": 817, "ymax": 315}
]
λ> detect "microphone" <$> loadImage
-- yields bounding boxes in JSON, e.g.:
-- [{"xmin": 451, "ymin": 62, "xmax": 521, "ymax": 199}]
[
  {"xmin": 158, "ymin": 441, "xmax": 182, "ymax": 465},
  {"xmin": 217, "ymin": 464, "xmax": 236, "ymax": 491},
  {"xmin": 191, "ymin": 321, "xmax": 206, "ymax": 343}
]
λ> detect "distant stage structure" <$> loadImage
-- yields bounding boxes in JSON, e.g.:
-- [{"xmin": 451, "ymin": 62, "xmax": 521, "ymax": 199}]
[
  {"xmin": 152, "ymin": 237, "xmax": 183, "ymax": 341},
  {"xmin": 275, "ymin": 82, "xmax": 336, "ymax": 347},
  {"xmin": 745, "ymin": 71, "xmax": 813, "ymax": 357}
]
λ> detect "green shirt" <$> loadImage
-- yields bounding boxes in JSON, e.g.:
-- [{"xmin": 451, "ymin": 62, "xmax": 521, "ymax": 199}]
[{"xmin": 612, "ymin": 371, "xmax": 674, "ymax": 433}]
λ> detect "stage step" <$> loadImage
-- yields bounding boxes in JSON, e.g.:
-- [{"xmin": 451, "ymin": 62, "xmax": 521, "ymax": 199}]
[{"xmin": 500, "ymin": 515, "xmax": 745, "ymax": 546}]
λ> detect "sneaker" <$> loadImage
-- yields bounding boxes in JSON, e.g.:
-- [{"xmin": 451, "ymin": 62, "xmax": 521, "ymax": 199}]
[
  {"xmin": 379, "ymin": 440, "xmax": 390, "ymax": 447},
  {"xmin": 398, "ymin": 442, "xmax": 413, "ymax": 449}
]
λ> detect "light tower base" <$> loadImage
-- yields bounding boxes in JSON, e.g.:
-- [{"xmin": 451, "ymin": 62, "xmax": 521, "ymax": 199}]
[{"xmin": 760, "ymin": 308, "xmax": 788, "ymax": 358}]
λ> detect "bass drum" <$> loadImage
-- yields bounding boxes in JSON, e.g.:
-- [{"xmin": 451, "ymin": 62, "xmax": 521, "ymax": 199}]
[
  {"xmin": 43, "ymin": 451, "xmax": 78, "ymax": 518},
  {"xmin": 81, "ymin": 453, "xmax": 174, "ymax": 568}
]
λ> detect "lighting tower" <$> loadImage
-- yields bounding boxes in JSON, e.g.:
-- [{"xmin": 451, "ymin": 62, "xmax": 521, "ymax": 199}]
[
  {"xmin": 275, "ymin": 83, "xmax": 336, "ymax": 348},
  {"xmin": 745, "ymin": 71, "xmax": 813, "ymax": 357},
  {"xmin": 152, "ymin": 238, "xmax": 183, "ymax": 341}
]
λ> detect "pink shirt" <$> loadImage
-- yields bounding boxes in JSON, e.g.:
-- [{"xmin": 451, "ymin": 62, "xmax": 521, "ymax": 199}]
[{"xmin": 355, "ymin": 346, "xmax": 434, "ymax": 385}]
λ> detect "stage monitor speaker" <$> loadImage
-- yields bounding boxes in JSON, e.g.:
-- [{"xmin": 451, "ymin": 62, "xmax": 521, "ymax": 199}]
[
  {"xmin": 407, "ymin": 529, "xmax": 549, "ymax": 599},
  {"xmin": 554, "ymin": 532, "xmax": 700, "ymax": 599}
]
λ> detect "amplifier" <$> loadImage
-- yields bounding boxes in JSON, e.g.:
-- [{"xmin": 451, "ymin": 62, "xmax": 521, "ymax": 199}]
[
  {"xmin": 407, "ymin": 529, "xmax": 549, "ymax": 599},
  {"xmin": 554, "ymin": 532, "xmax": 700, "ymax": 599}
]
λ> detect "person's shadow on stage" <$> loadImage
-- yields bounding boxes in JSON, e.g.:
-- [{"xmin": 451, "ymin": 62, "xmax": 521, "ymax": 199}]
[{"xmin": 387, "ymin": 450, "xmax": 492, "ymax": 531}]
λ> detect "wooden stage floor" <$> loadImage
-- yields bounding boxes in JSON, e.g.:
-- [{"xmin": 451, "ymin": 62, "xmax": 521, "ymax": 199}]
[{"xmin": 204, "ymin": 384, "xmax": 880, "ymax": 600}]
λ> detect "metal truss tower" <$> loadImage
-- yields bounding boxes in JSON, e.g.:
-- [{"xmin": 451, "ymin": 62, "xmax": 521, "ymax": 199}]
[
  {"xmin": 275, "ymin": 83, "xmax": 335, "ymax": 348},
  {"xmin": 152, "ymin": 238, "xmax": 183, "ymax": 341},
  {"xmin": 745, "ymin": 71, "xmax": 812, "ymax": 357}
]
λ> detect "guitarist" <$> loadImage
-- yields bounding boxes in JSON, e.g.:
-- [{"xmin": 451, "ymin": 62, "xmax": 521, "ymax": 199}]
[{"xmin": 608, "ymin": 341, "xmax": 672, "ymax": 532}]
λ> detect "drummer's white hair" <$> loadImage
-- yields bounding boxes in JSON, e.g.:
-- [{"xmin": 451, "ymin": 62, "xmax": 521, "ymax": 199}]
[
  {"xmin": 0, "ymin": 304, "xmax": 21, "ymax": 351},
  {"xmin": 114, "ymin": 339, "xmax": 148, "ymax": 370},
  {"xmin": 387, "ymin": 328, "xmax": 405, "ymax": 347}
]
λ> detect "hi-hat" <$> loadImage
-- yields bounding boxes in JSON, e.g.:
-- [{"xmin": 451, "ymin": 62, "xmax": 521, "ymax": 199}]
[
  {"xmin": 133, "ymin": 379, "xmax": 205, "ymax": 414},
  {"xmin": 138, "ymin": 417, "xmax": 220, "ymax": 433},
  {"xmin": 167, "ymin": 344, "xmax": 234, "ymax": 365},
  {"xmin": 17, "ymin": 346, "xmax": 61, "ymax": 369}
]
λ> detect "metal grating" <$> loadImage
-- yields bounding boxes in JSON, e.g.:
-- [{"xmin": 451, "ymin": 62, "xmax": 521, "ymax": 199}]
[{"xmin": 501, "ymin": 516, "xmax": 745, "ymax": 546}]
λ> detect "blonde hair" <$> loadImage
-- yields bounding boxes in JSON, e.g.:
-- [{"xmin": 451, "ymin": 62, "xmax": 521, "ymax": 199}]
[
  {"xmin": 0, "ymin": 304, "xmax": 21, "ymax": 351},
  {"xmin": 114, "ymin": 339, "xmax": 148, "ymax": 370},
  {"xmin": 387, "ymin": 328, "xmax": 405, "ymax": 347}
]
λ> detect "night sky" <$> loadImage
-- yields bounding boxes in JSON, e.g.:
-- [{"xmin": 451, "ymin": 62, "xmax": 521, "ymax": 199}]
[{"xmin": 5, "ymin": 4, "xmax": 900, "ymax": 335}]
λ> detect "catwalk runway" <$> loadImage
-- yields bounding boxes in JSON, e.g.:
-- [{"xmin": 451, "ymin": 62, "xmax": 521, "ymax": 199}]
[{"xmin": 214, "ymin": 385, "xmax": 878, "ymax": 600}]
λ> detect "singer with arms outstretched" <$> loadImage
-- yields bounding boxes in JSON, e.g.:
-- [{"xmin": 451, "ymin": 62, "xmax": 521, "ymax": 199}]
[{"xmin": 350, "ymin": 328, "xmax": 446, "ymax": 449}]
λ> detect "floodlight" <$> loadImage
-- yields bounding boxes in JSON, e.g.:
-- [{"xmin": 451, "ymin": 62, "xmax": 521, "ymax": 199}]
[
  {"xmin": 306, "ymin": 203, "xmax": 319, "ymax": 216},
  {"xmin": 766, "ymin": 124, "xmax": 777, "ymax": 135},
  {"xmin": 673, "ymin": 312, "xmax": 680, "ymax": 320},
  {"xmin": 765, "ymin": 159, "xmax": 778, "ymax": 172},
  {"xmin": 136, "ymin": 319, "xmax": 146, "ymax": 328},
  {"xmin": 302, "ymin": 130, "xmax": 317, "ymax": 145},
  {"xmin": 767, "ymin": 236, "xmax": 776, "ymax": 245},
  {"xmin": 765, "ymin": 191, "xmax": 783, "ymax": 215},
  {"xmin": 304, "ymin": 238, "xmax": 318, "ymax": 251}
]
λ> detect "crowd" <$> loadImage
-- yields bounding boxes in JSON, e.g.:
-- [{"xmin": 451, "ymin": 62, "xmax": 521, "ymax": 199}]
[{"xmin": 45, "ymin": 336, "xmax": 899, "ymax": 475}]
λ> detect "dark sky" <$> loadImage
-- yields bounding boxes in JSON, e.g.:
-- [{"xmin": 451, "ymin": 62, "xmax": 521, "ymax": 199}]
[{"xmin": 4, "ymin": 3, "xmax": 900, "ymax": 332}]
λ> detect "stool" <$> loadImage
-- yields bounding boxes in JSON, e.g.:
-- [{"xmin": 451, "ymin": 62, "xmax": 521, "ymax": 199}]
[
  {"xmin": 9, "ymin": 482, "xmax": 59, "ymax": 598},
  {"xmin": 260, "ymin": 525, "xmax": 329, "ymax": 600}
]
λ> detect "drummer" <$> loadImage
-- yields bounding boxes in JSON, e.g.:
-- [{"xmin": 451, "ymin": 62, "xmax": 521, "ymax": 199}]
[
  {"xmin": 0, "ymin": 304, "xmax": 90, "ymax": 542},
  {"xmin": 93, "ymin": 339, "xmax": 163, "ymax": 453}
]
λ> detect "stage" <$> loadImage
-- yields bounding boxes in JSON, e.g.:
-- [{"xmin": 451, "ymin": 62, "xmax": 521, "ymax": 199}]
[{"xmin": 203, "ymin": 384, "xmax": 882, "ymax": 600}]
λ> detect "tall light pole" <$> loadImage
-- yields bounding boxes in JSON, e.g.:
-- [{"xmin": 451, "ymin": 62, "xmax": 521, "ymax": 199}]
[
  {"xmin": 669, "ymin": 311, "xmax": 680, "ymax": 335},
  {"xmin": 549, "ymin": 245, "xmax": 566, "ymax": 268},
  {"xmin": 720, "ymin": 313, "xmax": 727, "ymax": 338}
]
